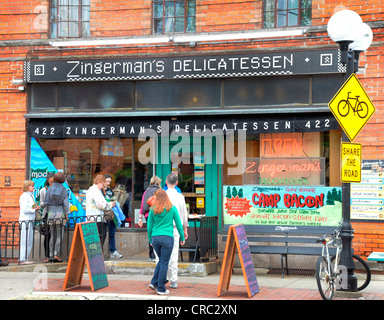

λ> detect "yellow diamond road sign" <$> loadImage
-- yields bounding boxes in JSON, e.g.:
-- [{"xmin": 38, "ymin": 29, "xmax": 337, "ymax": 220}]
[{"xmin": 329, "ymin": 73, "xmax": 375, "ymax": 141}]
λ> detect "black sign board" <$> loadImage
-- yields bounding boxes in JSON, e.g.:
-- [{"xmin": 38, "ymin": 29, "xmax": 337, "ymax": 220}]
[
  {"xmin": 218, "ymin": 223, "xmax": 259, "ymax": 297},
  {"xmin": 24, "ymin": 49, "xmax": 343, "ymax": 83},
  {"xmin": 63, "ymin": 221, "xmax": 108, "ymax": 291},
  {"xmin": 27, "ymin": 113, "xmax": 339, "ymax": 139}
]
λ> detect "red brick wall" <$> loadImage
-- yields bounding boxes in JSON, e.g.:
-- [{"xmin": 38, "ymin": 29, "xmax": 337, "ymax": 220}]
[{"xmin": 1, "ymin": 0, "xmax": 383, "ymax": 258}]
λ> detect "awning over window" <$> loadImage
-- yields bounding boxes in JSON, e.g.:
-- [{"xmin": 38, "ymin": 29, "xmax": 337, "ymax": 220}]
[{"xmin": 27, "ymin": 113, "xmax": 339, "ymax": 139}]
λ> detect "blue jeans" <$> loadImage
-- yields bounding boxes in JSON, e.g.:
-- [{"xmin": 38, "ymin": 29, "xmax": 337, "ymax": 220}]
[
  {"xmin": 150, "ymin": 236, "xmax": 174, "ymax": 293},
  {"xmin": 109, "ymin": 221, "xmax": 116, "ymax": 253}
]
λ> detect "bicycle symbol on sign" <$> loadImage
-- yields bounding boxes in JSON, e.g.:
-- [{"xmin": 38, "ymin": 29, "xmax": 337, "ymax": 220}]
[{"xmin": 337, "ymin": 92, "xmax": 369, "ymax": 119}]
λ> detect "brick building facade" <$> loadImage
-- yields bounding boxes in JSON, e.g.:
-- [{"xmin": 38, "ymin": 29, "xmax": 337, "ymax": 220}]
[{"xmin": 1, "ymin": 0, "xmax": 384, "ymax": 259}]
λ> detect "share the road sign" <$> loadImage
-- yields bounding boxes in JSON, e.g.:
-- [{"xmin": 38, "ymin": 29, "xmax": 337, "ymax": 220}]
[
  {"xmin": 329, "ymin": 73, "xmax": 375, "ymax": 141},
  {"xmin": 341, "ymin": 142, "xmax": 362, "ymax": 183}
]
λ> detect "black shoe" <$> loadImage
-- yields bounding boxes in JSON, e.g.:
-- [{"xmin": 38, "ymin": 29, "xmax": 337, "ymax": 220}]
[{"xmin": 0, "ymin": 261, "xmax": 9, "ymax": 266}]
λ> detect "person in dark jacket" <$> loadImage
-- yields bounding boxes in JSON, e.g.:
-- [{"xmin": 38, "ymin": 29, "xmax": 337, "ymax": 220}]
[
  {"xmin": 138, "ymin": 176, "xmax": 161, "ymax": 261},
  {"xmin": 43, "ymin": 172, "xmax": 69, "ymax": 263}
]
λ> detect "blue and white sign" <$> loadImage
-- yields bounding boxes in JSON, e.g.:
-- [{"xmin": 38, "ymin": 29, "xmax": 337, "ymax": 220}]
[{"xmin": 30, "ymin": 137, "xmax": 86, "ymax": 222}]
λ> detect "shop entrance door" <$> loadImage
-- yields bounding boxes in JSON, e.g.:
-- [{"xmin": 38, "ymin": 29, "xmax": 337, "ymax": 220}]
[{"xmin": 156, "ymin": 135, "xmax": 221, "ymax": 220}]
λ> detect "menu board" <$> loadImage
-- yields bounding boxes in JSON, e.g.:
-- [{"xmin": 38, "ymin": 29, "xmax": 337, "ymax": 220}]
[
  {"xmin": 351, "ymin": 160, "xmax": 384, "ymax": 221},
  {"xmin": 63, "ymin": 221, "xmax": 108, "ymax": 291},
  {"xmin": 217, "ymin": 223, "xmax": 259, "ymax": 297}
]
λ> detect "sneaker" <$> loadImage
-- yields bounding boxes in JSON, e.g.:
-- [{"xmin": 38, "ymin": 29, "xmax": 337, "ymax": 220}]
[
  {"xmin": 157, "ymin": 290, "xmax": 169, "ymax": 295},
  {"xmin": 110, "ymin": 251, "xmax": 122, "ymax": 258},
  {"xmin": 170, "ymin": 282, "xmax": 178, "ymax": 289},
  {"xmin": 149, "ymin": 283, "xmax": 157, "ymax": 291},
  {"xmin": 148, "ymin": 258, "xmax": 156, "ymax": 262}
]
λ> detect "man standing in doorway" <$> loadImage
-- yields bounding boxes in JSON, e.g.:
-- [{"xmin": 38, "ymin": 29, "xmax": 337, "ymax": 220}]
[{"xmin": 165, "ymin": 173, "xmax": 188, "ymax": 289}]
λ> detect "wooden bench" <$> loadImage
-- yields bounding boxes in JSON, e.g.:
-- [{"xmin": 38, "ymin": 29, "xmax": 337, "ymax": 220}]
[{"xmin": 223, "ymin": 232, "xmax": 336, "ymax": 277}]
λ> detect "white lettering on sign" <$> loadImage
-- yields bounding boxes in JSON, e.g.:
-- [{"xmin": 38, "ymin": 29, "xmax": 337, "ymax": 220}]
[
  {"xmin": 172, "ymin": 54, "xmax": 293, "ymax": 73},
  {"xmin": 67, "ymin": 60, "xmax": 165, "ymax": 78}
]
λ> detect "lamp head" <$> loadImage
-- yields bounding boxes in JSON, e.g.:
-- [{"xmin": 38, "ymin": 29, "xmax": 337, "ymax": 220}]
[
  {"xmin": 327, "ymin": 9, "xmax": 363, "ymax": 43},
  {"xmin": 349, "ymin": 23, "xmax": 373, "ymax": 52}
]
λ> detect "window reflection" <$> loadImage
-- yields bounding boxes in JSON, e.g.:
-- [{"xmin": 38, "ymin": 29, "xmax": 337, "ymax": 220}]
[
  {"xmin": 153, "ymin": 0, "xmax": 196, "ymax": 34},
  {"xmin": 36, "ymin": 137, "xmax": 154, "ymax": 228}
]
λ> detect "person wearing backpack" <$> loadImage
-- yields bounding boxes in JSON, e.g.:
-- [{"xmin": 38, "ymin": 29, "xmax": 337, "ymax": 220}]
[
  {"xmin": 138, "ymin": 176, "xmax": 161, "ymax": 261},
  {"xmin": 44, "ymin": 172, "xmax": 70, "ymax": 263},
  {"xmin": 103, "ymin": 174, "xmax": 123, "ymax": 259}
]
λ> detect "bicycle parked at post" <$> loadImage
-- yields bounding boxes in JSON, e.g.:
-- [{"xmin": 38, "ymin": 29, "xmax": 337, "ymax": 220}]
[{"xmin": 315, "ymin": 220, "xmax": 371, "ymax": 300}]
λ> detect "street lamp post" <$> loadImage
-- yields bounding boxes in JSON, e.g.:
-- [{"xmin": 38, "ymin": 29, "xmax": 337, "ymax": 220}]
[{"xmin": 327, "ymin": 9, "xmax": 373, "ymax": 292}]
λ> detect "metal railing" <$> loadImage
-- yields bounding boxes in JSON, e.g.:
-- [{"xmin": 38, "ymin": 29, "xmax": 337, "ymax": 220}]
[
  {"xmin": 0, "ymin": 215, "xmax": 219, "ymax": 264},
  {"xmin": 180, "ymin": 216, "xmax": 218, "ymax": 263},
  {"xmin": 0, "ymin": 216, "xmax": 112, "ymax": 264}
]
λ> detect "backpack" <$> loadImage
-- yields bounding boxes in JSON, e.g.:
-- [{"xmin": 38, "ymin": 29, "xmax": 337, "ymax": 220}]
[
  {"xmin": 45, "ymin": 183, "xmax": 67, "ymax": 205},
  {"xmin": 142, "ymin": 185, "xmax": 160, "ymax": 214}
]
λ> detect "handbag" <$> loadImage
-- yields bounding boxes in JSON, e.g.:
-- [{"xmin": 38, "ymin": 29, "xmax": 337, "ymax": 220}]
[
  {"xmin": 104, "ymin": 209, "xmax": 115, "ymax": 221},
  {"xmin": 35, "ymin": 210, "xmax": 43, "ymax": 221},
  {"xmin": 147, "ymin": 195, "xmax": 156, "ymax": 207},
  {"xmin": 39, "ymin": 220, "xmax": 48, "ymax": 235}
]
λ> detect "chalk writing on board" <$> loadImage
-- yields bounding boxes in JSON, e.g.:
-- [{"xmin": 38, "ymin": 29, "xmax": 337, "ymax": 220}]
[
  {"xmin": 234, "ymin": 224, "xmax": 259, "ymax": 296},
  {"xmin": 218, "ymin": 223, "xmax": 259, "ymax": 297},
  {"xmin": 63, "ymin": 222, "xmax": 108, "ymax": 292},
  {"xmin": 80, "ymin": 222, "xmax": 109, "ymax": 291}
]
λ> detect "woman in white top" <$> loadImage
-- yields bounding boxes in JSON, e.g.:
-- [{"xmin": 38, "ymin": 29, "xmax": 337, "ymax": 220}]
[
  {"xmin": 19, "ymin": 180, "xmax": 41, "ymax": 264},
  {"xmin": 86, "ymin": 174, "xmax": 115, "ymax": 247}
]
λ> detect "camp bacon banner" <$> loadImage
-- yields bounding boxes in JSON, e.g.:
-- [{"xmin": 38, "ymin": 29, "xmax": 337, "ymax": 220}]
[{"xmin": 223, "ymin": 185, "xmax": 342, "ymax": 232}]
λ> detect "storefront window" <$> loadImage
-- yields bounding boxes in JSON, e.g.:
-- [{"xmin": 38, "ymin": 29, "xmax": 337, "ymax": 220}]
[
  {"xmin": 35, "ymin": 137, "xmax": 154, "ymax": 228},
  {"xmin": 222, "ymin": 130, "xmax": 341, "ymax": 188}
]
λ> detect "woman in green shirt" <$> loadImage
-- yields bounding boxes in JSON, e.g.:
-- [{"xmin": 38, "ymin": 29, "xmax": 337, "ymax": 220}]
[{"xmin": 147, "ymin": 189, "xmax": 185, "ymax": 295}]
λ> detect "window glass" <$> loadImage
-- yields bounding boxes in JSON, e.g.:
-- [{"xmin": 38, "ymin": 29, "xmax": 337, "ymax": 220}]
[
  {"xmin": 288, "ymin": 0, "xmax": 298, "ymax": 9},
  {"xmin": 222, "ymin": 131, "xmax": 340, "ymax": 188},
  {"xmin": 186, "ymin": 17, "xmax": 196, "ymax": 32},
  {"xmin": 288, "ymin": 10, "xmax": 298, "ymax": 26},
  {"xmin": 264, "ymin": 0, "xmax": 311, "ymax": 28},
  {"xmin": 224, "ymin": 77, "xmax": 309, "ymax": 106},
  {"xmin": 153, "ymin": 0, "xmax": 196, "ymax": 34},
  {"xmin": 154, "ymin": 3, "xmax": 163, "ymax": 18},
  {"xmin": 30, "ymin": 84, "xmax": 56, "ymax": 110},
  {"xmin": 300, "ymin": 8, "xmax": 311, "ymax": 25},
  {"xmin": 35, "ymin": 137, "xmax": 154, "ymax": 228},
  {"xmin": 50, "ymin": 0, "xmax": 90, "ymax": 38},
  {"xmin": 29, "ymin": 75, "xmax": 339, "ymax": 111},
  {"xmin": 136, "ymin": 79, "xmax": 221, "ymax": 109},
  {"xmin": 57, "ymin": 82, "xmax": 134, "ymax": 110},
  {"xmin": 312, "ymin": 75, "xmax": 344, "ymax": 104}
]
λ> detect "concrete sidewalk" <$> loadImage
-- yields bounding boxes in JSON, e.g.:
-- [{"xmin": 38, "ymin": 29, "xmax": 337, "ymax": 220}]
[
  {"xmin": 3, "ymin": 263, "xmax": 383, "ymax": 301},
  {"xmin": 30, "ymin": 272, "xmax": 384, "ymax": 300}
]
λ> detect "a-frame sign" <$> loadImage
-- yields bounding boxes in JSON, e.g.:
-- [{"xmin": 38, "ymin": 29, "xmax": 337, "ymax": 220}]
[
  {"xmin": 217, "ymin": 223, "xmax": 259, "ymax": 297},
  {"xmin": 63, "ymin": 221, "xmax": 108, "ymax": 291}
]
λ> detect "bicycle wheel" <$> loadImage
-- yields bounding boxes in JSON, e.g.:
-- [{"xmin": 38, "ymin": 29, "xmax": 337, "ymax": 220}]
[
  {"xmin": 357, "ymin": 101, "xmax": 369, "ymax": 119},
  {"xmin": 316, "ymin": 256, "xmax": 335, "ymax": 300},
  {"xmin": 331, "ymin": 254, "xmax": 371, "ymax": 291},
  {"xmin": 337, "ymin": 100, "xmax": 350, "ymax": 117}
]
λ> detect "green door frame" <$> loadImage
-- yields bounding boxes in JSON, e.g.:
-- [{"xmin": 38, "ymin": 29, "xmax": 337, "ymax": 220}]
[{"xmin": 155, "ymin": 135, "xmax": 222, "ymax": 228}]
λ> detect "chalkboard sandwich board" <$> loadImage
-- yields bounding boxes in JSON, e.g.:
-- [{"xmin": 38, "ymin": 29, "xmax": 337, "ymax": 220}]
[
  {"xmin": 217, "ymin": 223, "xmax": 259, "ymax": 297},
  {"xmin": 63, "ymin": 221, "xmax": 108, "ymax": 291}
]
